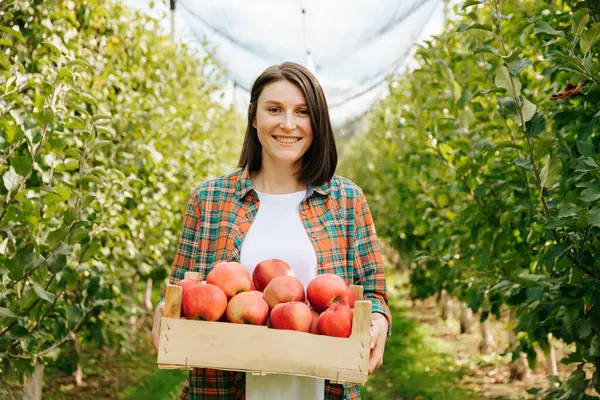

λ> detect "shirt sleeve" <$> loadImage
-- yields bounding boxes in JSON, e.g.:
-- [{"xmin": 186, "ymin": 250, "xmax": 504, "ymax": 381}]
[
  {"xmin": 161, "ymin": 188, "xmax": 202, "ymax": 302},
  {"xmin": 353, "ymin": 188, "xmax": 392, "ymax": 338}
]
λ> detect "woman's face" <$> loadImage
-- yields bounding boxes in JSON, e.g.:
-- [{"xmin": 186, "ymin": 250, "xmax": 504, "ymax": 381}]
[{"xmin": 253, "ymin": 80, "xmax": 313, "ymax": 170}]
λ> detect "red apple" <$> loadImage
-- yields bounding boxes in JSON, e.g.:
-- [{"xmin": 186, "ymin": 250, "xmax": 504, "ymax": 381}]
[
  {"xmin": 182, "ymin": 283, "xmax": 228, "ymax": 321},
  {"xmin": 348, "ymin": 288, "xmax": 357, "ymax": 309},
  {"xmin": 318, "ymin": 304, "xmax": 353, "ymax": 338},
  {"xmin": 309, "ymin": 308, "xmax": 320, "ymax": 335},
  {"xmin": 252, "ymin": 258, "xmax": 295, "ymax": 292},
  {"xmin": 306, "ymin": 273, "xmax": 350, "ymax": 313},
  {"xmin": 175, "ymin": 278, "xmax": 203, "ymax": 317},
  {"xmin": 206, "ymin": 261, "xmax": 252, "ymax": 299},
  {"xmin": 263, "ymin": 276, "xmax": 305, "ymax": 309},
  {"xmin": 226, "ymin": 291, "xmax": 269, "ymax": 325},
  {"xmin": 269, "ymin": 301, "xmax": 312, "ymax": 332}
]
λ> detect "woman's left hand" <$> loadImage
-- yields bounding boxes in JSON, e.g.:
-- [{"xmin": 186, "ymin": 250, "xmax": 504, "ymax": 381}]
[{"xmin": 368, "ymin": 312, "xmax": 388, "ymax": 373}]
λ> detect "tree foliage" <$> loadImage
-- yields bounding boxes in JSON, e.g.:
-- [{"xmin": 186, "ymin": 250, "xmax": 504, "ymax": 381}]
[
  {"xmin": 0, "ymin": 0, "xmax": 242, "ymax": 383},
  {"xmin": 340, "ymin": 0, "xmax": 600, "ymax": 397}
]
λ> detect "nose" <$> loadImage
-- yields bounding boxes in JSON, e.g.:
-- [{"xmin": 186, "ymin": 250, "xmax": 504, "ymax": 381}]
[{"xmin": 280, "ymin": 111, "xmax": 296, "ymax": 131}]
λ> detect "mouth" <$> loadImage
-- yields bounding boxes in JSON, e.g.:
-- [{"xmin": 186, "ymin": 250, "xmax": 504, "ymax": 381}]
[{"xmin": 272, "ymin": 135, "xmax": 301, "ymax": 144}]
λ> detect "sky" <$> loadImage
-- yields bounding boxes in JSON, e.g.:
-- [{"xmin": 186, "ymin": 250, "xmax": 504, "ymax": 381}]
[{"xmin": 120, "ymin": 0, "xmax": 454, "ymax": 126}]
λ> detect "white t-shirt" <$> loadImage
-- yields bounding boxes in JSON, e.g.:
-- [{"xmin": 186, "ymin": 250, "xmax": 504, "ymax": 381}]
[{"xmin": 240, "ymin": 188, "xmax": 325, "ymax": 400}]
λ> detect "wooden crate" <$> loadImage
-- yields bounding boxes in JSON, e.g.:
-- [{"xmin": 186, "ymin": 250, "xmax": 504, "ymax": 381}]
[{"xmin": 156, "ymin": 272, "xmax": 371, "ymax": 385}]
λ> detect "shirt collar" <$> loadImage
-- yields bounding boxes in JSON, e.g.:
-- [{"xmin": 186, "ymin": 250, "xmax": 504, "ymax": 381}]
[{"xmin": 234, "ymin": 167, "xmax": 331, "ymax": 199}]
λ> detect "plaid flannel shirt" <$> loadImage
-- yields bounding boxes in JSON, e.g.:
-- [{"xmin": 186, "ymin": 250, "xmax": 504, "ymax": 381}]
[{"xmin": 167, "ymin": 167, "xmax": 391, "ymax": 400}]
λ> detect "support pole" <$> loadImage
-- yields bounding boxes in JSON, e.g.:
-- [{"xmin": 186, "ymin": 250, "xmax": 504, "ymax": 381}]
[{"xmin": 170, "ymin": 0, "xmax": 176, "ymax": 42}]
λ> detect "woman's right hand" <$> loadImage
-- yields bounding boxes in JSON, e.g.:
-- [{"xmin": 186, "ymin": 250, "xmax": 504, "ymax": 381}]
[{"xmin": 151, "ymin": 300, "xmax": 165, "ymax": 353}]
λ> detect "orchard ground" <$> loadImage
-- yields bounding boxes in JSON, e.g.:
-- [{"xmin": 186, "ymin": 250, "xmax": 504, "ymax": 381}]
[{"xmin": 1, "ymin": 268, "xmax": 579, "ymax": 400}]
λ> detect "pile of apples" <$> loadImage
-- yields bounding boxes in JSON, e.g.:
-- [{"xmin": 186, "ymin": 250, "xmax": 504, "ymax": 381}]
[{"xmin": 174, "ymin": 259, "xmax": 357, "ymax": 338}]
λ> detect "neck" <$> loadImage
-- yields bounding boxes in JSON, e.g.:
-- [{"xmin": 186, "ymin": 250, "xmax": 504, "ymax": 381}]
[{"xmin": 252, "ymin": 159, "xmax": 306, "ymax": 194}]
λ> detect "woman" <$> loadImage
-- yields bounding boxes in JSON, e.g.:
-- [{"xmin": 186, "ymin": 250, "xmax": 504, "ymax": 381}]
[{"xmin": 151, "ymin": 61, "xmax": 391, "ymax": 399}]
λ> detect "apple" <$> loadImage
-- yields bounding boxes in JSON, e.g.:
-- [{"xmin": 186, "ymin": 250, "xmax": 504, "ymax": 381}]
[
  {"xmin": 252, "ymin": 258, "xmax": 295, "ymax": 292},
  {"xmin": 318, "ymin": 304, "xmax": 353, "ymax": 338},
  {"xmin": 182, "ymin": 283, "xmax": 228, "ymax": 321},
  {"xmin": 206, "ymin": 261, "xmax": 252, "ymax": 299},
  {"xmin": 309, "ymin": 308, "xmax": 320, "ymax": 335},
  {"xmin": 175, "ymin": 278, "xmax": 203, "ymax": 317},
  {"xmin": 269, "ymin": 301, "xmax": 312, "ymax": 332},
  {"xmin": 262, "ymin": 275, "xmax": 305, "ymax": 309},
  {"xmin": 348, "ymin": 288, "xmax": 357, "ymax": 309},
  {"xmin": 226, "ymin": 291, "xmax": 269, "ymax": 325},
  {"xmin": 306, "ymin": 273, "xmax": 350, "ymax": 313}
]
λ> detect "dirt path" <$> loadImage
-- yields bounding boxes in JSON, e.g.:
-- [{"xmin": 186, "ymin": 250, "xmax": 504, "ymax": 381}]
[{"xmin": 404, "ymin": 296, "xmax": 575, "ymax": 400}]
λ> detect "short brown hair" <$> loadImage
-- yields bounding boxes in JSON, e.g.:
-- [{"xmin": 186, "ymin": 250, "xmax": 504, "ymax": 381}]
[{"xmin": 237, "ymin": 62, "xmax": 337, "ymax": 186}]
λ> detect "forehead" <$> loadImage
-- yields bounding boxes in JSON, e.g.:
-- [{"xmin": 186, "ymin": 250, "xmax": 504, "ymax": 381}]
[{"xmin": 258, "ymin": 80, "xmax": 307, "ymax": 105}]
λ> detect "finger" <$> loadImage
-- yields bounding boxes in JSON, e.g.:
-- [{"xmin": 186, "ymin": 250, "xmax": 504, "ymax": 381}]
[{"xmin": 370, "ymin": 326, "xmax": 376, "ymax": 349}]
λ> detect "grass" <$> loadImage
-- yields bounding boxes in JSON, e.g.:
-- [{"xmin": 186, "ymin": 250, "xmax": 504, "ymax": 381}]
[{"xmin": 360, "ymin": 296, "xmax": 479, "ymax": 400}]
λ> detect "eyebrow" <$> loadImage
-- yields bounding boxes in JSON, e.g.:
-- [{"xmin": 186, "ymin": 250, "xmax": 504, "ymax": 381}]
[{"xmin": 264, "ymin": 100, "xmax": 307, "ymax": 107}]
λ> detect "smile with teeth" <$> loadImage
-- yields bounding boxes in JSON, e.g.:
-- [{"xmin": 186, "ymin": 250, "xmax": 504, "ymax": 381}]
[{"xmin": 273, "ymin": 136, "xmax": 301, "ymax": 143}]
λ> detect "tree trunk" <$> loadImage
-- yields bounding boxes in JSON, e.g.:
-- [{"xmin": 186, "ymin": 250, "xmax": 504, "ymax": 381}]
[
  {"xmin": 510, "ymin": 352, "xmax": 530, "ymax": 381},
  {"xmin": 129, "ymin": 274, "xmax": 139, "ymax": 329},
  {"xmin": 436, "ymin": 288, "xmax": 444, "ymax": 305},
  {"xmin": 23, "ymin": 363, "xmax": 44, "ymax": 400},
  {"xmin": 479, "ymin": 317, "xmax": 495, "ymax": 354},
  {"xmin": 73, "ymin": 335, "xmax": 83, "ymax": 387},
  {"xmin": 507, "ymin": 309, "xmax": 531, "ymax": 381},
  {"xmin": 460, "ymin": 303, "xmax": 474, "ymax": 334},
  {"xmin": 441, "ymin": 291, "xmax": 453, "ymax": 321},
  {"xmin": 546, "ymin": 333, "xmax": 558, "ymax": 376},
  {"xmin": 144, "ymin": 277, "xmax": 153, "ymax": 311}
]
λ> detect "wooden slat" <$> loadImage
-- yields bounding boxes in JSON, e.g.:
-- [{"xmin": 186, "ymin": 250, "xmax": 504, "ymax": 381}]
[
  {"xmin": 158, "ymin": 284, "xmax": 183, "ymax": 370},
  {"xmin": 349, "ymin": 284, "xmax": 363, "ymax": 300},
  {"xmin": 163, "ymin": 284, "xmax": 182, "ymax": 319},
  {"xmin": 157, "ymin": 318, "xmax": 370, "ymax": 384},
  {"xmin": 351, "ymin": 300, "xmax": 371, "ymax": 338},
  {"xmin": 184, "ymin": 271, "xmax": 203, "ymax": 281}
]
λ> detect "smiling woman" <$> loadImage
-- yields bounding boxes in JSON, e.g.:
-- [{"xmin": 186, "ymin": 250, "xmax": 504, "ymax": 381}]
[
  {"xmin": 151, "ymin": 61, "xmax": 392, "ymax": 400},
  {"xmin": 252, "ymin": 80, "xmax": 314, "ymax": 183}
]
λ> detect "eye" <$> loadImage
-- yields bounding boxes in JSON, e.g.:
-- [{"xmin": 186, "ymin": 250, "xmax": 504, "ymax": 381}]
[
  {"xmin": 267, "ymin": 107, "xmax": 280, "ymax": 113},
  {"xmin": 298, "ymin": 109, "xmax": 309, "ymax": 116}
]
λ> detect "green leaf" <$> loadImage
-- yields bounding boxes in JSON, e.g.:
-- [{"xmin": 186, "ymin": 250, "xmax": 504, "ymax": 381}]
[
  {"xmin": 580, "ymin": 22, "xmax": 600, "ymax": 54},
  {"xmin": 2, "ymin": 166, "xmax": 20, "ymax": 193},
  {"xmin": 32, "ymin": 283, "xmax": 56, "ymax": 303},
  {"xmin": 0, "ymin": 51, "xmax": 9, "ymax": 70},
  {"xmin": 571, "ymin": 8, "xmax": 590, "ymax": 36},
  {"xmin": 587, "ymin": 207, "xmax": 600, "ymax": 228},
  {"xmin": 591, "ymin": 335, "xmax": 600, "ymax": 357},
  {"xmin": 467, "ymin": 23, "xmax": 493, "ymax": 32},
  {"xmin": 509, "ymin": 57, "xmax": 531, "ymax": 75},
  {"xmin": 577, "ymin": 320, "xmax": 592, "ymax": 339},
  {"xmin": 475, "ymin": 45, "xmax": 503, "ymax": 57},
  {"xmin": 581, "ymin": 188, "xmax": 600, "ymax": 202},
  {"xmin": 10, "ymin": 154, "xmax": 33, "ymax": 176},
  {"xmin": 469, "ymin": 87, "xmax": 506, "ymax": 100},
  {"xmin": 540, "ymin": 153, "xmax": 562, "ymax": 188},
  {"xmin": 461, "ymin": 0, "xmax": 484, "ymax": 10},
  {"xmin": 521, "ymin": 97, "xmax": 536, "ymax": 123},
  {"xmin": 495, "ymin": 65, "xmax": 521, "ymax": 95},
  {"xmin": 534, "ymin": 22, "xmax": 565, "ymax": 37},
  {"xmin": 0, "ymin": 307, "xmax": 17, "ymax": 318},
  {"xmin": 0, "ymin": 26, "xmax": 24, "ymax": 41},
  {"xmin": 525, "ymin": 113, "xmax": 545, "ymax": 136},
  {"xmin": 66, "ymin": 304, "xmax": 82, "ymax": 326},
  {"xmin": 576, "ymin": 140, "xmax": 595, "ymax": 157},
  {"xmin": 95, "ymin": 125, "xmax": 116, "ymax": 137}
]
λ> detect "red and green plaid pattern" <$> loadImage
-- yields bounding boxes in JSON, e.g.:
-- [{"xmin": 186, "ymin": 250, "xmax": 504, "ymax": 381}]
[{"xmin": 168, "ymin": 167, "xmax": 391, "ymax": 400}]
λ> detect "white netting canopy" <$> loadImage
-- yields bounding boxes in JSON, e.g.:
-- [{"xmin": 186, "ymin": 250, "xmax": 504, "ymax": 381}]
[{"xmin": 123, "ymin": 0, "xmax": 450, "ymax": 125}]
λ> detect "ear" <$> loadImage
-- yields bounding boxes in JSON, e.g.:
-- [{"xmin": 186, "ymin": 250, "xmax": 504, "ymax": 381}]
[{"xmin": 252, "ymin": 116, "xmax": 257, "ymax": 129}]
